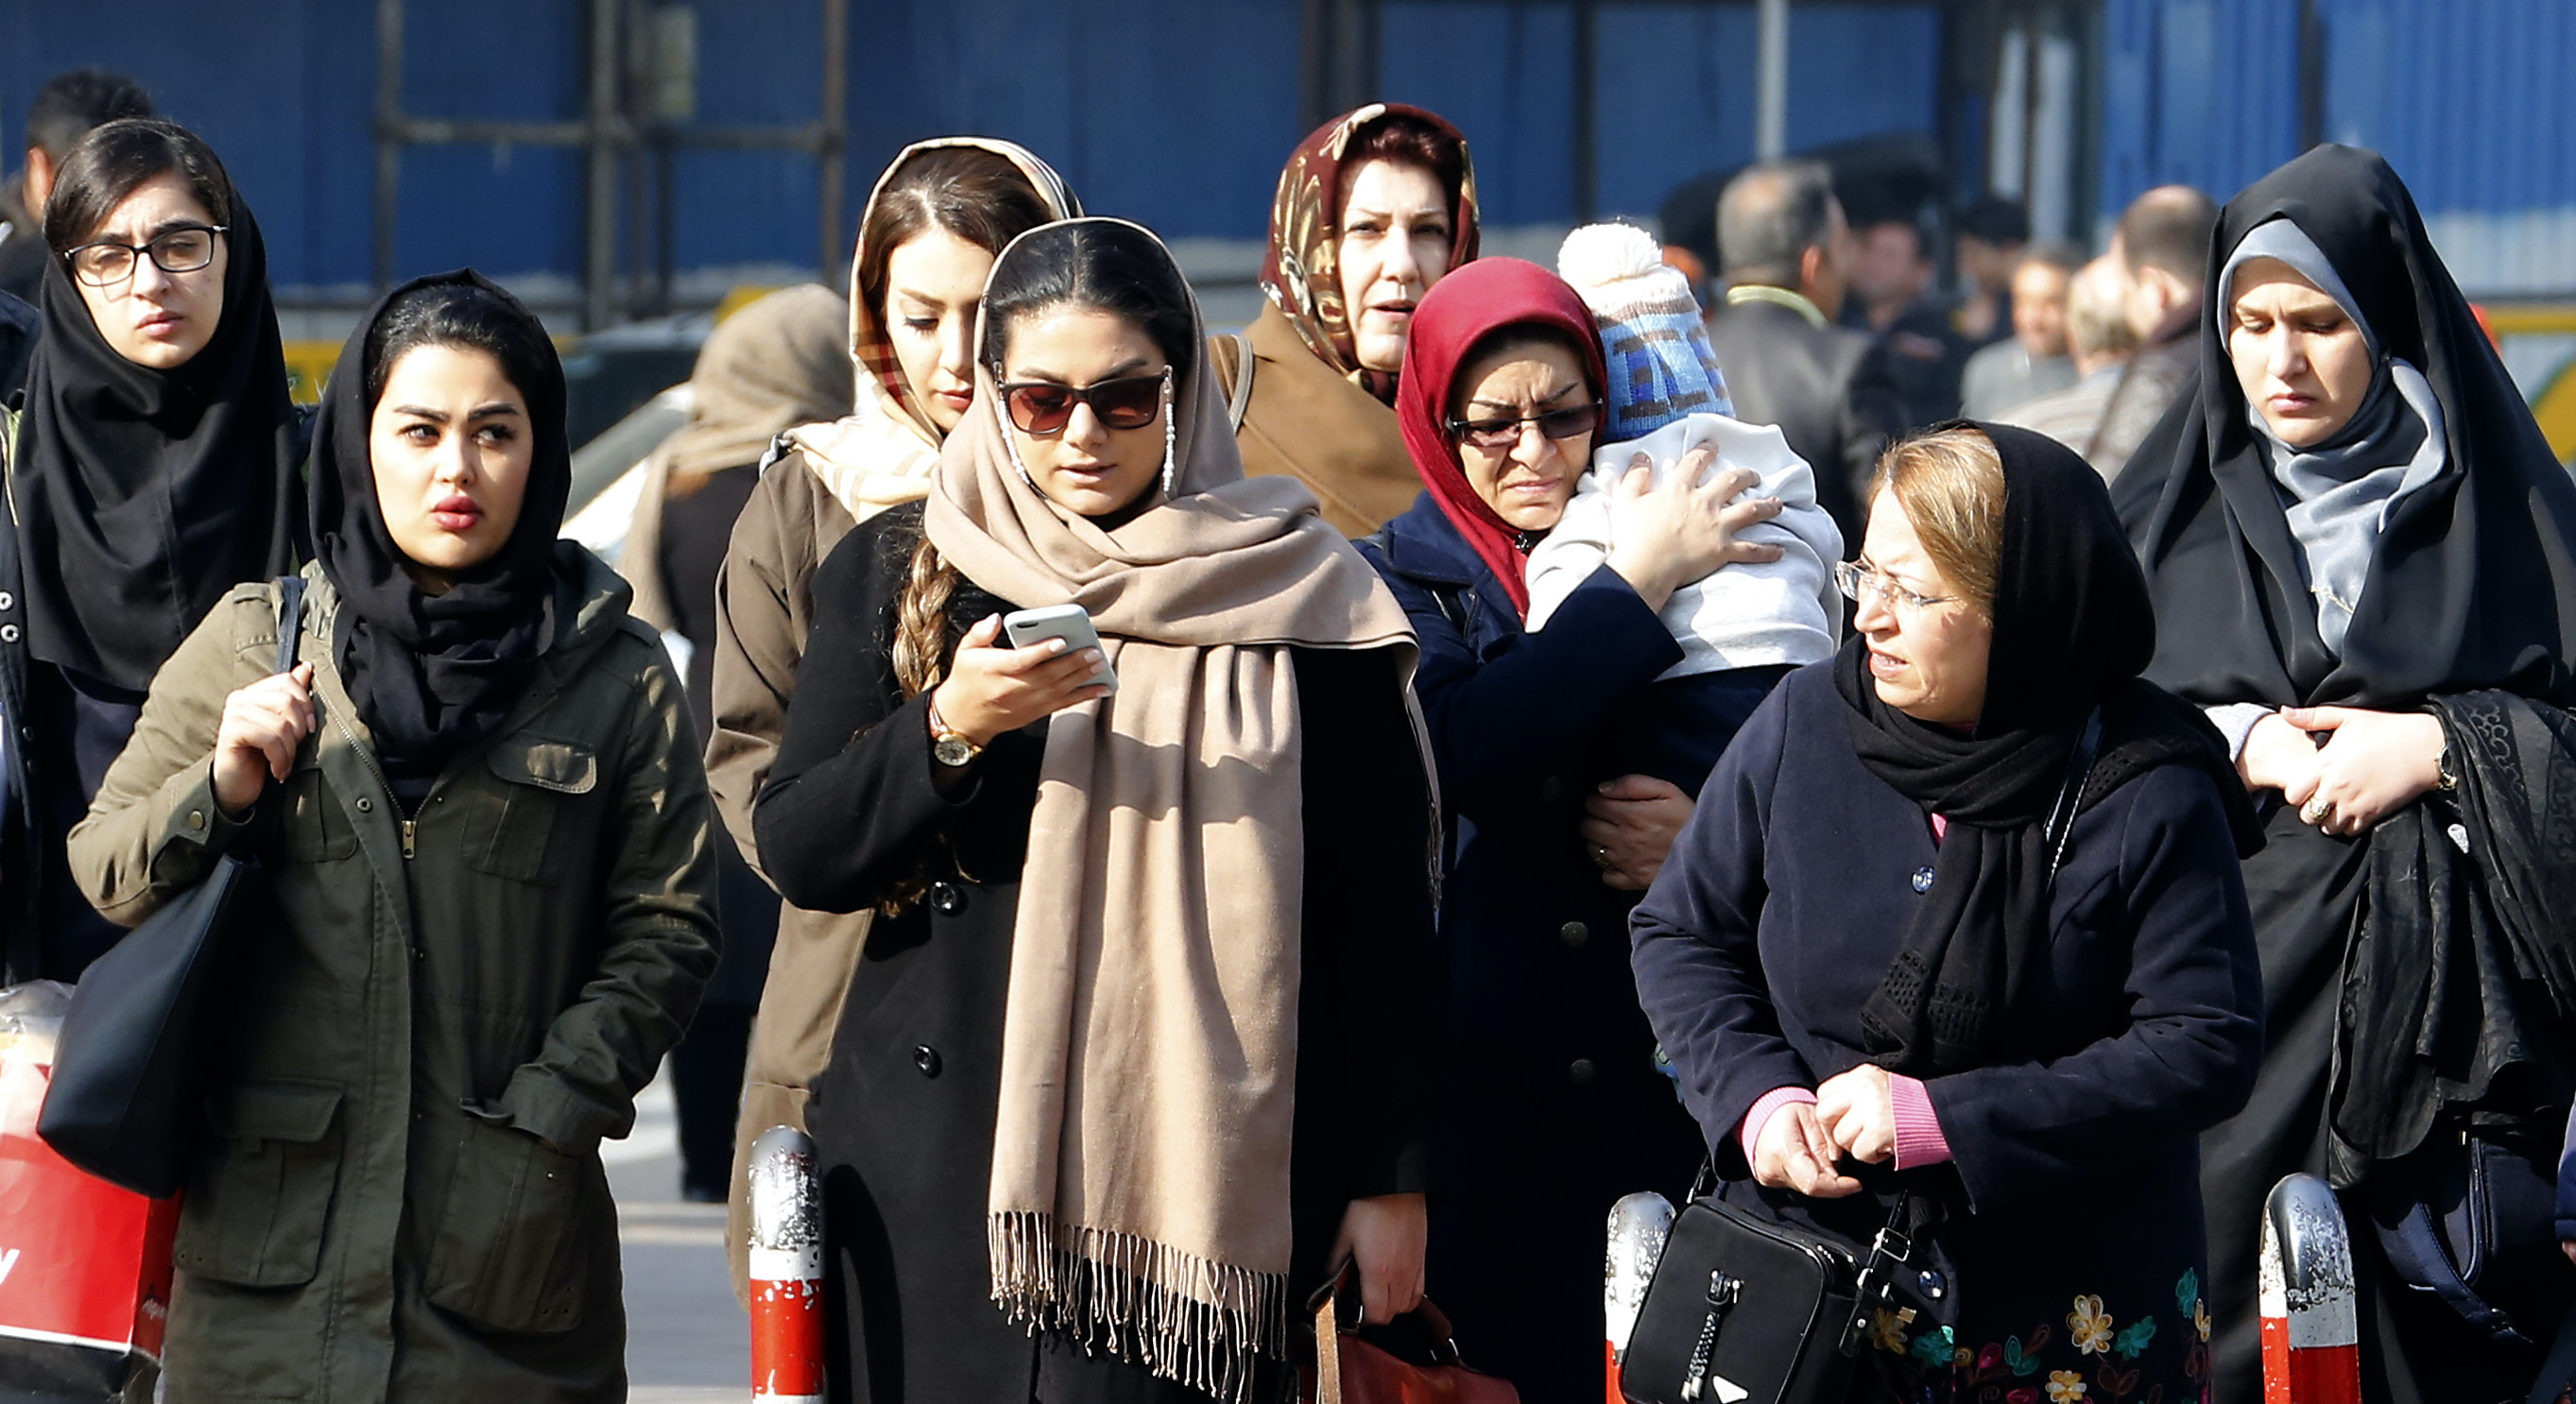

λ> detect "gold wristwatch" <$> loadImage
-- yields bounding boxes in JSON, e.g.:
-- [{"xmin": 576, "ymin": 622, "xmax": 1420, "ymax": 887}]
[{"xmin": 927, "ymin": 694, "xmax": 982, "ymax": 768}]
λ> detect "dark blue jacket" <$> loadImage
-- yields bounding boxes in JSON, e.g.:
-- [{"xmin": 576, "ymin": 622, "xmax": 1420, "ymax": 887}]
[
  {"xmin": 1630, "ymin": 663, "xmax": 2263, "ymax": 1384},
  {"xmin": 1357, "ymin": 492, "xmax": 1732, "ymax": 1400}
]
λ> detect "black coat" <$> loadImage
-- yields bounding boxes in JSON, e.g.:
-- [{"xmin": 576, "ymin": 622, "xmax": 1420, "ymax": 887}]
[
  {"xmin": 1630, "ymin": 664, "xmax": 2263, "ymax": 1399},
  {"xmin": 0, "ymin": 288, "xmax": 34, "ymax": 402},
  {"xmin": 755, "ymin": 503, "xmax": 1437, "ymax": 1404},
  {"xmin": 1705, "ymin": 295, "xmax": 1910, "ymax": 547},
  {"xmin": 1356, "ymin": 495, "xmax": 1749, "ymax": 1401}
]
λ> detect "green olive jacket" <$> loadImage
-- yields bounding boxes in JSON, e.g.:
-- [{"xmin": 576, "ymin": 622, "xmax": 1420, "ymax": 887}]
[{"xmin": 67, "ymin": 546, "xmax": 719, "ymax": 1404}]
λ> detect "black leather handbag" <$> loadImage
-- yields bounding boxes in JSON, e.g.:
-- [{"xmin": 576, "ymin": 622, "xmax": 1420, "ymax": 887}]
[
  {"xmin": 39, "ymin": 576, "xmax": 304, "ymax": 1198},
  {"xmin": 1620, "ymin": 1190, "xmax": 1915, "ymax": 1404}
]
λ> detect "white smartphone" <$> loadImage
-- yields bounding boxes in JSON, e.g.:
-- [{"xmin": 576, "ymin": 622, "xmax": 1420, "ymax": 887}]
[{"xmin": 1002, "ymin": 604, "xmax": 1117, "ymax": 695}]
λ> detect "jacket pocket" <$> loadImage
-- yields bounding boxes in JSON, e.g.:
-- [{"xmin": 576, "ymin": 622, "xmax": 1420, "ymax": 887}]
[
  {"xmin": 462, "ymin": 736, "xmax": 599, "ymax": 883},
  {"xmin": 421, "ymin": 1109, "xmax": 592, "ymax": 1333},
  {"xmin": 281, "ymin": 762, "xmax": 357, "ymax": 863},
  {"xmin": 172, "ymin": 1081, "xmax": 346, "ymax": 1288}
]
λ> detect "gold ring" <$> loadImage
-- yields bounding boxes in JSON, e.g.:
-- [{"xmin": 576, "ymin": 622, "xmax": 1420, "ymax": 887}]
[{"xmin": 2301, "ymin": 797, "xmax": 2329, "ymax": 823}]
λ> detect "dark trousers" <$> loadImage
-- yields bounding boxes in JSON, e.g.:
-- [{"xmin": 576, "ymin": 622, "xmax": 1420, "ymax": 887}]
[{"xmin": 670, "ymin": 1002, "xmax": 753, "ymax": 1197}]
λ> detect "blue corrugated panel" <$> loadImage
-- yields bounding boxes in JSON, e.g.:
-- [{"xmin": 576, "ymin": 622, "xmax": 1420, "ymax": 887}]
[
  {"xmin": 2095, "ymin": 0, "xmax": 2304, "ymax": 224},
  {"xmin": 2321, "ymin": 0, "xmax": 2576, "ymax": 214},
  {"xmin": 1583, "ymin": 1, "xmax": 1940, "ymax": 224},
  {"xmin": 1378, "ymin": 2, "xmax": 1584, "ymax": 229}
]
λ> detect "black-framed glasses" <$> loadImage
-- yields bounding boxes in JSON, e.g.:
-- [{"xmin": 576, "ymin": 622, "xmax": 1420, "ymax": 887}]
[
  {"xmin": 1833, "ymin": 559, "xmax": 1962, "ymax": 614},
  {"xmin": 1445, "ymin": 401, "xmax": 1604, "ymax": 450},
  {"xmin": 65, "ymin": 224, "xmax": 227, "ymax": 286},
  {"xmin": 992, "ymin": 368, "xmax": 1170, "ymax": 436}
]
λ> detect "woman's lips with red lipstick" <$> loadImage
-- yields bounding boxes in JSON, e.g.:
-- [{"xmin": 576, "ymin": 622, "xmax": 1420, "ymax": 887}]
[{"xmin": 430, "ymin": 494, "xmax": 483, "ymax": 532}]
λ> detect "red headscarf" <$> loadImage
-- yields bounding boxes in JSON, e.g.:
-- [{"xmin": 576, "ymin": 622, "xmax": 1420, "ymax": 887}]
[{"xmin": 1396, "ymin": 257, "xmax": 1608, "ymax": 619}]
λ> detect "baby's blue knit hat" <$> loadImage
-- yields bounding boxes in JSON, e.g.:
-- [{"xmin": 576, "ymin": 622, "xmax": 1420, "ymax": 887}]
[{"xmin": 1556, "ymin": 222, "xmax": 1732, "ymax": 439}]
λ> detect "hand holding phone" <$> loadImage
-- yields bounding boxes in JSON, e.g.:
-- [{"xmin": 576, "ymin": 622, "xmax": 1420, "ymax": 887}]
[
  {"xmin": 926, "ymin": 608, "xmax": 1113, "ymax": 748},
  {"xmin": 1001, "ymin": 605, "xmax": 1117, "ymax": 695}
]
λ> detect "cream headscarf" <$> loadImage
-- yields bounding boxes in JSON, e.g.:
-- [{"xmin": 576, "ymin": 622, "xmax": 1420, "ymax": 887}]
[
  {"xmin": 780, "ymin": 137, "xmax": 1082, "ymax": 521},
  {"xmin": 925, "ymin": 218, "xmax": 1427, "ymax": 1400}
]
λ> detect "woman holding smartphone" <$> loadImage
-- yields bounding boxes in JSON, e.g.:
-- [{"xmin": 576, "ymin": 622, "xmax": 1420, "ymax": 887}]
[{"xmin": 754, "ymin": 217, "xmax": 1438, "ymax": 1404}]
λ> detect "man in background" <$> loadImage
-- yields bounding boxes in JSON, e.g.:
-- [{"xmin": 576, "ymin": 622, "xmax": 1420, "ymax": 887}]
[
  {"xmin": 1951, "ymin": 194, "xmax": 2030, "ymax": 346},
  {"xmin": 0, "ymin": 70, "xmax": 157, "ymax": 306},
  {"xmin": 1839, "ymin": 205, "xmax": 1969, "ymax": 426},
  {"xmin": 1959, "ymin": 242, "xmax": 2081, "ymax": 418},
  {"xmin": 1999, "ymin": 254, "xmax": 2145, "ymax": 477},
  {"xmin": 1704, "ymin": 160, "xmax": 1909, "ymax": 547},
  {"xmin": 2086, "ymin": 184, "xmax": 2219, "ymax": 478}
]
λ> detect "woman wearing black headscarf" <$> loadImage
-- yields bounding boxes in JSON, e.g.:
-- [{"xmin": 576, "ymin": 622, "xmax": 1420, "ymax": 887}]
[
  {"xmin": 0, "ymin": 118, "xmax": 301, "ymax": 981},
  {"xmin": 1633, "ymin": 422, "xmax": 2263, "ymax": 1402},
  {"xmin": 69, "ymin": 271, "xmax": 716, "ymax": 1401},
  {"xmin": 2116, "ymin": 145, "xmax": 2576, "ymax": 1404}
]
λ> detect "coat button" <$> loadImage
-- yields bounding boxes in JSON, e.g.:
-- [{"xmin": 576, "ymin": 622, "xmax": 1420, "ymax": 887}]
[
  {"xmin": 913, "ymin": 1045, "xmax": 942, "ymax": 1078},
  {"xmin": 1569, "ymin": 1058, "xmax": 1596, "ymax": 1085},
  {"xmin": 0, "ymin": 591, "xmax": 15, "ymax": 609},
  {"xmin": 186, "ymin": 810, "xmax": 205, "ymax": 831},
  {"xmin": 1917, "ymin": 1269, "xmax": 1947, "ymax": 1300},
  {"xmin": 929, "ymin": 882, "xmax": 965, "ymax": 916},
  {"xmin": 357, "ymin": 797, "xmax": 374, "ymax": 813},
  {"xmin": 2, "ymin": 625, "xmax": 21, "ymax": 643},
  {"xmin": 1910, "ymin": 865, "xmax": 1936, "ymax": 895},
  {"xmin": 1559, "ymin": 921, "xmax": 1589, "ymax": 949}
]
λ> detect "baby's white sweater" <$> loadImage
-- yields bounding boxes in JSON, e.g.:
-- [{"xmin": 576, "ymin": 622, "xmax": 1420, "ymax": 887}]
[{"xmin": 1525, "ymin": 414, "xmax": 1844, "ymax": 678}]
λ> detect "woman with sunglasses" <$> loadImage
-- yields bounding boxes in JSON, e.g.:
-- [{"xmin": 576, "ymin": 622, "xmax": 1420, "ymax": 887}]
[
  {"xmin": 1351, "ymin": 256, "xmax": 1786, "ymax": 1397},
  {"xmin": 0, "ymin": 117, "xmax": 301, "ymax": 983},
  {"xmin": 755, "ymin": 217, "xmax": 1438, "ymax": 1404},
  {"xmin": 702, "ymin": 140, "xmax": 1075, "ymax": 1281}
]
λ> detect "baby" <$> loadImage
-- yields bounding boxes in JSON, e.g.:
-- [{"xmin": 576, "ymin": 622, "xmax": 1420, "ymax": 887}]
[{"xmin": 1526, "ymin": 222, "xmax": 1845, "ymax": 788}]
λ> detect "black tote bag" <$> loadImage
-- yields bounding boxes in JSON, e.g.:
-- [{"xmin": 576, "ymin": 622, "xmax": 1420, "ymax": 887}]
[{"xmin": 39, "ymin": 575, "xmax": 305, "ymax": 1198}]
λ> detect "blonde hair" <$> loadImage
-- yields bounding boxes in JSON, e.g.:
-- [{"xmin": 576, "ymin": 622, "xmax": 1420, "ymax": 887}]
[{"xmin": 1868, "ymin": 427, "xmax": 2005, "ymax": 615}]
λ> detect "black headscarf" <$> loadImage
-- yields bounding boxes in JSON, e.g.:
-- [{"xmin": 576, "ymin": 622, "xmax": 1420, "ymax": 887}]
[
  {"xmin": 1834, "ymin": 421, "xmax": 2258, "ymax": 1075},
  {"xmin": 2115, "ymin": 144, "xmax": 2576, "ymax": 710},
  {"xmin": 13, "ymin": 198, "xmax": 302, "ymax": 694},
  {"xmin": 309, "ymin": 270, "xmax": 570, "ymax": 779}
]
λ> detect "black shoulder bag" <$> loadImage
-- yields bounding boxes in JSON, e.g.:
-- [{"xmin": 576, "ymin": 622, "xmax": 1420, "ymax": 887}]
[
  {"xmin": 40, "ymin": 575, "xmax": 306, "ymax": 1198},
  {"xmin": 1621, "ymin": 710, "xmax": 2104, "ymax": 1404}
]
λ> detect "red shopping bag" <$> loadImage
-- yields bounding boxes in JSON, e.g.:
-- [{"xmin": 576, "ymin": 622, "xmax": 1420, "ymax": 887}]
[{"xmin": 0, "ymin": 1051, "xmax": 179, "ymax": 1400}]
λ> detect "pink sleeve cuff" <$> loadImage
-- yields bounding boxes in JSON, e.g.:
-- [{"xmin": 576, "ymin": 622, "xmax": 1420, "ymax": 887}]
[
  {"xmin": 1889, "ymin": 1073, "xmax": 1951, "ymax": 1169},
  {"xmin": 1740, "ymin": 1087, "xmax": 1818, "ymax": 1158}
]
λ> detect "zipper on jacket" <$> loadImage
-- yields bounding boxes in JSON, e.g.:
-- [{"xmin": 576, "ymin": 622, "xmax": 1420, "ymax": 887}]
[
  {"xmin": 401, "ymin": 818, "xmax": 417, "ymax": 860},
  {"xmin": 324, "ymin": 701, "xmax": 444, "ymax": 861}
]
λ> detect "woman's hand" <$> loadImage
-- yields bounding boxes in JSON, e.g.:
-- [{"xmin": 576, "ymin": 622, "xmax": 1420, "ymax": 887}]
[
  {"xmin": 1814, "ymin": 1065, "xmax": 1898, "ymax": 1166},
  {"xmin": 1606, "ymin": 447, "xmax": 1786, "ymax": 612},
  {"xmin": 928, "ymin": 614, "xmax": 1110, "ymax": 747},
  {"xmin": 212, "ymin": 663, "xmax": 316, "ymax": 816},
  {"xmin": 2276, "ymin": 706, "xmax": 2445, "ymax": 836},
  {"xmin": 1328, "ymin": 1193, "xmax": 1426, "ymax": 1326},
  {"xmin": 1578, "ymin": 775, "xmax": 1693, "ymax": 891},
  {"xmin": 2236, "ymin": 711, "xmax": 2322, "ymax": 796},
  {"xmin": 1751, "ymin": 1102, "xmax": 1863, "ymax": 1199}
]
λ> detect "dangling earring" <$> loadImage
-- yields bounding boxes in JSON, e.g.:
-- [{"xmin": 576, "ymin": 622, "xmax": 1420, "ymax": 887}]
[
  {"xmin": 1158, "ymin": 370, "xmax": 1177, "ymax": 499},
  {"xmin": 994, "ymin": 367, "xmax": 1039, "ymax": 488}
]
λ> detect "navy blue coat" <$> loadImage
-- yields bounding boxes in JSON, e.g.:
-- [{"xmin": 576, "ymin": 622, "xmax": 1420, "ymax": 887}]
[
  {"xmin": 1630, "ymin": 664, "xmax": 2263, "ymax": 1397},
  {"xmin": 1359, "ymin": 493, "xmax": 1764, "ymax": 1399}
]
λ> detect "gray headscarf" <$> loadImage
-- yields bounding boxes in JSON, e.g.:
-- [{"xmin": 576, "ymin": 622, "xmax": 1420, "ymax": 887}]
[{"xmin": 2218, "ymin": 217, "xmax": 2447, "ymax": 653}]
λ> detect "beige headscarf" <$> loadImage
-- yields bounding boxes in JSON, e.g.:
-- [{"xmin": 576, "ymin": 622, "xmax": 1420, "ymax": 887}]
[
  {"xmin": 782, "ymin": 138, "xmax": 1082, "ymax": 521},
  {"xmin": 925, "ymin": 218, "xmax": 1426, "ymax": 1400}
]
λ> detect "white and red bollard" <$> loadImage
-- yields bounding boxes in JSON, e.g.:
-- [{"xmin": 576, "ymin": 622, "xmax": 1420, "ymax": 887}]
[
  {"xmin": 748, "ymin": 1125, "xmax": 825, "ymax": 1404},
  {"xmin": 2258, "ymin": 1173, "xmax": 2361, "ymax": 1404},
  {"xmin": 1606, "ymin": 1191, "xmax": 1677, "ymax": 1404}
]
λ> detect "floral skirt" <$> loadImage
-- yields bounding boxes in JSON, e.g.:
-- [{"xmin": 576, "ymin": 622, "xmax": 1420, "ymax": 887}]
[{"xmin": 1854, "ymin": 1266, "xmax": 2212, "ymax": 1404}]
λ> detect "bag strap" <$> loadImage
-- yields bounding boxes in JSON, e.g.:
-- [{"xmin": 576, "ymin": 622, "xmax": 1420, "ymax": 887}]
[
  {"xmin": 2376, "ymin": 1201, "xmax": 2533, "ymax": 1346},
  {"xmin": 273, "ymin": 574, "xmax": 307, "ymax": 675},
  {"xmin": 1225, "ymin": 331, "xmax": 1256, "ymax": 435},
  {"xmin": 2041, "ymin": 707, "xmax": 2104, "ymax": 883}
]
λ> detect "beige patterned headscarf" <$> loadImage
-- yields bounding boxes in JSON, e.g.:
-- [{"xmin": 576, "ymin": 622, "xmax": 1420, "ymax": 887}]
[
  {"xmin": 925, "ymin": 218, "xmax": 1427, "ymax": 1401},
  {"xmin": 782, "ymin": 137, "xmax": 1082, "ymax": 522}
]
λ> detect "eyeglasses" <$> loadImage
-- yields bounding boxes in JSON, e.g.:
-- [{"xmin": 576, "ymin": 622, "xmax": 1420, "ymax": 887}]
[
  {"xmin": 993, "ymin": 368, "xmax": 1170, "ymax": 436},
  {"xmin": 1445, "ymin": 401, "xmax": 1604, "ymax": 451},
  {"xmin": 1834, "ymin": 560, "xmax": 1962, "ymax": 614},
  {"xmin": 65, "ymin": 225, "xmax": 227, "ymax": 286}
]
